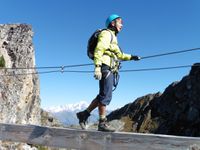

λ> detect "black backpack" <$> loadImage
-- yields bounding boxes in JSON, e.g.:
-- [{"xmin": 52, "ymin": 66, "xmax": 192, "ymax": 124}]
[{"xmin": 87, "ymin": 29, "xmax": 113, "ymax": 60}]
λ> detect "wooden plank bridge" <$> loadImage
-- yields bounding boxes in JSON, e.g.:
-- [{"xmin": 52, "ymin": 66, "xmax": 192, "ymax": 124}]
[{"xmin": 0, "ymin": 123, "xmax": 200, "ymax": 150}]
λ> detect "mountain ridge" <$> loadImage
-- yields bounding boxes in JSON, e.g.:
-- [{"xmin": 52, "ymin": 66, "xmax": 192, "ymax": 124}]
[
  {"xmin": 44, "ymin": 101, "xmax": 114, "ymax": 126},
  {"xmin": 107, "ymin": 63, "xmax": 200, "ymax": 136},
  {"xmin": 44, "ymin": 101, "xmax": 89, "ymax": 113}
]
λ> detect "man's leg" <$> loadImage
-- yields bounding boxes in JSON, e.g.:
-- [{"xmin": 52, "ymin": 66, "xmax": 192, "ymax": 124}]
[
  {"xmin": 97, "ymin": 67, "xmax": 115, "ymax": 132},
  {"xmin": 98, "ymin": 102, "xmax": 115, "ymax": 132},
  {"xmin": 87, "ymin": 98, "xmax": 99, "ymax": 113},
  {"xmin": 76, "ymin": 97, "xmax": 99, "ymax": 129},
  {"xmin": 98, "ymin": 102, "xmax": 106, "ymax": 120}
]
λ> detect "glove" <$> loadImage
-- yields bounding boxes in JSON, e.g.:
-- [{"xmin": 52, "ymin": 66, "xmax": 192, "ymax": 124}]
[
  {"xmin": 94, "ymin": 66, "xmax": 102, "ymax": 80},
  {"xmin": 130, "ymin": 55, "xmax": 141, "ymax": 61}
]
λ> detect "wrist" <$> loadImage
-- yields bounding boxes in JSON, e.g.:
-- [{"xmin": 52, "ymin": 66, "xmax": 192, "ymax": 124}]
[
  {"xmin": 130, "ymin": 55, "xmax": 134, "ymax": 60},
  {"xmin": 131, "ymin": 55, "xmax": 140, "ymax": 60}
]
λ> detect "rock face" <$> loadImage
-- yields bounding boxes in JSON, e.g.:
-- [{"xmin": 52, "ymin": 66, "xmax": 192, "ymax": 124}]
[
  {"xmin": 0, "ymin": 24, "xmax": 41, "ymax": 149},
  {"xmin": 41, "ymin": 109, "xmax": 63, "ymax": 127},
  {"xmin": 107, "ymin": 63, "xmax": 200, "ymax": 137},
  {"xmin": 0, "ymin": 24, "xmax": 41, "ymax": 125}
]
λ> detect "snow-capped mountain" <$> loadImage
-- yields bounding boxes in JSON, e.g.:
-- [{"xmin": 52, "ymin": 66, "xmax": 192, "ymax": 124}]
[
  {"xmin": 45, "ymin": 101, "xmax": 89, "ymax": 113},
  {"xmin": 44, "ymin": 101, "xmax": 99, "ymax": 126}
]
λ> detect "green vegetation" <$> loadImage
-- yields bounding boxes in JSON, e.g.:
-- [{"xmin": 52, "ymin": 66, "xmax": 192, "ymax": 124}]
[
  {"xmin": 36, "ymin": 146, "xmax": 48, "ymax": 150},
  {"xmin": 0, "ymin": 55, "xmax": 5, "ymax": 67}
]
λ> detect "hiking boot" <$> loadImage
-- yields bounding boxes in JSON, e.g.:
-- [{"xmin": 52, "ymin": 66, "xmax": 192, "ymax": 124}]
[
  {"xmin": 76, "ymin": 110, "xmax": 90, "ymax": 129},
  {"xmin": 98, "ymin": 118, "xmax": 115, "ymax": 132}
]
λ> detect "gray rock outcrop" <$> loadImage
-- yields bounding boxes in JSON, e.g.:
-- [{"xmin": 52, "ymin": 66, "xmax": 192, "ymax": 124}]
[{"xmin": 107, "ymin": 63, "xmax": 200, "ymax": 137}]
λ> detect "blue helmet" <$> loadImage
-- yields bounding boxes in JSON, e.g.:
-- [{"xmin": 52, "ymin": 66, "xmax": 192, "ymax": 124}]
[{"xmin": 105, "ymin": 14, "xmax": 121, "ymax": 28}]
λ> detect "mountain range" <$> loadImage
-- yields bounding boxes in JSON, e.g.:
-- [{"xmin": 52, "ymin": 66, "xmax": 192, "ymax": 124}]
[{"xmin": 44, "ymin": 101, "xmax": 99, "ymax": 126}]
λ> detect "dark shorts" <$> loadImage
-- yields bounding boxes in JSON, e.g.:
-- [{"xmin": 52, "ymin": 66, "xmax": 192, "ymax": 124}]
[{"xmin": 96, "ymin": 64, "xmax": 114, "ymax": 106}]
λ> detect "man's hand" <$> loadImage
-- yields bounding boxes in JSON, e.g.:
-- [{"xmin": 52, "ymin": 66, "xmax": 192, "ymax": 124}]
[
  {"xmin": 94, "ymin": 66, "xmax": 102, "ymax": 80},
  {"xmin": 131, "ymin": 55, "xmax": 141, "ymax": 61}
]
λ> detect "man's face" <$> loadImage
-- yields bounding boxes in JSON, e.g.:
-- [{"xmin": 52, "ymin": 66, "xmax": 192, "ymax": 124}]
[{"xmin": 115, "ymin": 18, "xmax": 123, "ymax": 32}]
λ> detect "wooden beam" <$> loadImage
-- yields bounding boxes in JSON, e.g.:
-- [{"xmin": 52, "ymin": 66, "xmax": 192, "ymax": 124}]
[{"xmin": 0, "ymin": 123, "xmax": 200, "ymax": 150}]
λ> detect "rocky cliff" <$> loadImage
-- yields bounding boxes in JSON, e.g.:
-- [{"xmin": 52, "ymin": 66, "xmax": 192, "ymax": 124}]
[
  {"xmin": 0, "ymin": 24, "xmax": 41, "ymax": 149},
  {"xmin": 0, "ymin": 24, "xmax": 41, "ymax": 125},
  {"xmin": 107, "ymin": 63, "xmax": 200, "ymax": 137}
]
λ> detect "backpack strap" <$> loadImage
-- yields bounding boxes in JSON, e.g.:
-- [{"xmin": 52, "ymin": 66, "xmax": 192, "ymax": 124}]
[
  {"xmin": 105, "ymin": 29, "xmax": 113, "ymax": 44},
  {"xmin": 100, "ymin": 29, "xmax": 113, "ymax": 44}
]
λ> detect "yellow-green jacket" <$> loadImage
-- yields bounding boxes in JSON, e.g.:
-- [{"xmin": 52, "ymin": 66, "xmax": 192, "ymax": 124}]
[{"xmin": 94, "ymin": 29, "xmax": 132, "ymax": 69}]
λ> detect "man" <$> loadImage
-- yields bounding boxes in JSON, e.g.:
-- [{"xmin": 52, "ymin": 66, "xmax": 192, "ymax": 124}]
[{"xmin": 77, "ymin": 14, "xmax": 140, "ymax": 132}]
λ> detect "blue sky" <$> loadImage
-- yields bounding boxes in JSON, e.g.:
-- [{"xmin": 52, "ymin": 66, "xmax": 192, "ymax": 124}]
[{"xmin": 1, "ymin": 0, "xmax": 200, "ymax": 109}]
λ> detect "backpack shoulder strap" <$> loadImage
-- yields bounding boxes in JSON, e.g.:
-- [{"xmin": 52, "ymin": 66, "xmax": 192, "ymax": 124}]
[
  {"xmin": 106, "ymin": 29, "xmax": 113, "ymax": 43},
  {"xmin": 101, "ymin": 29, "xmax": 113, "ymax": 44}
]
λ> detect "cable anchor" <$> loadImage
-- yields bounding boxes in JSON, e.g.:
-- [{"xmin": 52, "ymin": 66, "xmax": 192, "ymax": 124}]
[{"xmin": 61, "ymin": 66, "xmax": 65, "ymax": 73}]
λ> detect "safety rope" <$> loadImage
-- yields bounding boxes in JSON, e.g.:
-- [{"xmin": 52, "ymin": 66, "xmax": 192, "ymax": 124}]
[
  {"xmin": 0, "ymin": 47, "xmax": 199, "ymax": 71},
  {"xmin": 0, "ymin": 47, "xmax": 199, "ymax": 76},
  {"xmin": 0, "ymin": 70, "xmax": 61, "ymax": 76},
  {"xmin": 140, "ymin": 47, "xmax": 200, "ymax": 60},
  {"xmin": 120, "ymin": 65, "xmax": 193, "ymax": 72},
  {"xmin": 56, "ymin": 64, "xmax": 199, "ymax": 73},
  {"xmin": 0, "ymin": 63, "xmax": 94, "ymax": 70},
  {"xmin": 1, "ymin": 64, "xmax": 199, "ymax": 76}
]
